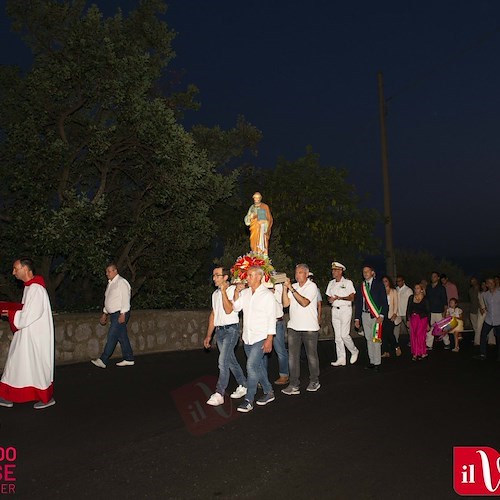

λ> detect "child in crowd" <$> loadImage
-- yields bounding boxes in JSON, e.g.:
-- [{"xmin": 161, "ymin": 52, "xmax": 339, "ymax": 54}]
[{"xmin": 446, "ymin": 298, "xmax": 464, "ymax": 352}]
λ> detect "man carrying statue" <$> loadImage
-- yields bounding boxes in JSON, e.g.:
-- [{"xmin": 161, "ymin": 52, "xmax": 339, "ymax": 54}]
[{"xmin": 244, "ymin": 192, "xmax": 273, "ymax": 255}]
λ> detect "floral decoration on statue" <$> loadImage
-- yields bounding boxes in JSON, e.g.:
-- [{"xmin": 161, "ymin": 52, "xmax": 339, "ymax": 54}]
[{"xmin": 230, "ymin": 252, "xmax": 276, "ymax": 284}]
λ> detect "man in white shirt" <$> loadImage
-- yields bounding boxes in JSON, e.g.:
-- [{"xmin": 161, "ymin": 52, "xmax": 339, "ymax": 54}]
[
  {"xmin": 394, "ymin": 275, "xmax": 413, "ymax": 343},
  {"xmin": 91, "ymin": 263, "xmax": 134, "ymax": 368},
  {"xmin": 282, "ymin": 264, "xmax": 320, "ymax": 395},
  {"xmin": 232, "ymin": 266, "xmax": 276, "ymax": 413},
  {"xmin": 326, "ymin": 261, "xmax": 358, "ymax": 366},
  {"xmin": 203, "ymin": 268, "xmax": 247, "ymax": 406}
]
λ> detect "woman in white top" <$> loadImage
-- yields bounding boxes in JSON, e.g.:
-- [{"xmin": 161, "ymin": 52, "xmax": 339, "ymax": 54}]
[{"xmin": 381, "ymin": 275, "xmax": 400, "ymax": 358}]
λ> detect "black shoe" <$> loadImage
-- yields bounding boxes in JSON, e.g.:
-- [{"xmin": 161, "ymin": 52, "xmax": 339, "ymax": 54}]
[
  {"xmin": 473, "ymin": 354, "xmax": 486, "ymax": 361},
  {"xmin": 364, "ymin": 363, "xmax": 375, "ymax": 370},
  {"xmin": 373, "ymin": 365, "xmax": 380, "ymax": 372}
]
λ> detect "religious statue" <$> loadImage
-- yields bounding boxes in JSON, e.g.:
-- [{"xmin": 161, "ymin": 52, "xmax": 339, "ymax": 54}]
[{"xmin": 244, "ymin": 192, "xmax": 273, "ymax": 254}]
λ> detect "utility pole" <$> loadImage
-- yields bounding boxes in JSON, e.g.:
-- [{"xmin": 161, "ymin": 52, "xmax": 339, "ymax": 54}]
[{"xmin": 377, "ymin": 71, "xmax": 396, "ymax": 279}]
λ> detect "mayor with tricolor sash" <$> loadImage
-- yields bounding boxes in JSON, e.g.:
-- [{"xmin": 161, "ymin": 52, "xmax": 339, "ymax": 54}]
[{"xmin": 354, "ymin": 264, "xmax": 388, "ymax": 372}]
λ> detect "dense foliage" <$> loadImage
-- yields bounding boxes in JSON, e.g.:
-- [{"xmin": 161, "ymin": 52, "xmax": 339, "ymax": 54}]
[{"xmin": 0, "ymin": 1, "xmax": 381, "ymax": 309}]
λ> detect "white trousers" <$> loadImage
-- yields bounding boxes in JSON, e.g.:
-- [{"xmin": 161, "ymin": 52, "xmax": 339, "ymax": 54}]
[
  {"xmin": 331, "ymin": 307, "xmax": 357, "ymax": 361},
  {"xmin": 426, "ymin": 313, "xmax": 450, "ymax": 347}
]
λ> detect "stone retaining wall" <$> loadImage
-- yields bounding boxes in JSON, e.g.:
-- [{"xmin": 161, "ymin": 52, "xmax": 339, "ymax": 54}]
[{"xmin": 0, "ymin": 303, "xmax": 473, "ymax": 370}]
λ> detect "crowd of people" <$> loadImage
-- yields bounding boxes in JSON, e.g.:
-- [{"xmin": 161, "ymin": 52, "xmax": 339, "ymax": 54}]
[
  {"xmin": 203, "ymin": 262, "xmax": 500, "ymax": 413},
  {"xmin": 0, "ymin": 255, "xmax": 498, "ymax": 414}
]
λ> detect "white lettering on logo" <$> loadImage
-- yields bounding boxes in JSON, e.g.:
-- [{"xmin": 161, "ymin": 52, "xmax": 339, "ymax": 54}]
[{"xmin": 476, "ymin": 450, "xmax": 500, "ymax": 493}]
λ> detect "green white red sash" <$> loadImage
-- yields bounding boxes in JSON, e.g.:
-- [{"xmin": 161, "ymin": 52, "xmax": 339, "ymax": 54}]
[{"xmin": 361, "ymin": 281, "xmax": 383, "ymax": 343}]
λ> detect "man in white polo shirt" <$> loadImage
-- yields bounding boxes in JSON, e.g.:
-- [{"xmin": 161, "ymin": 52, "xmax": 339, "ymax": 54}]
[
  {"xmin": 232, "ymin": 266, "xmax": 276, "ymax": 413},
  {"xmin": 203, "ymin": 267, "xmax": 247, "ymax": 406},
  {"xmin": 326, "ymin": 261, "xmax": 358, "ymax": 366},
  {"xmin": 282, "ymin": 263, "xmax": 320, "ymax": 395}
]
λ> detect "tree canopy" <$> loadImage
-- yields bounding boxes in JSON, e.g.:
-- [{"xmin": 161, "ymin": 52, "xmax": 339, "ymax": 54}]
[
  {"xmin": 0, "ymin": 0, "xmax": 249, "ymax": 308},
  {"xmin": 0, "ymin": 1, "xmax": 381, "ymax": 309}
]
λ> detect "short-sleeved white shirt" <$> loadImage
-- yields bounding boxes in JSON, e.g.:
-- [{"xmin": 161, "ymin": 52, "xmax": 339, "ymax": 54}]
[
  {"xmin": 287, "ymin": 279, "xmax": 319, "ymax": 331},
  {"xmin": 212, "ymin": 285, "xmax": 239, "ymax": 326},
  {"xmin": 325, "ymin": 277, "xmax": 355, "ymax": 307}
]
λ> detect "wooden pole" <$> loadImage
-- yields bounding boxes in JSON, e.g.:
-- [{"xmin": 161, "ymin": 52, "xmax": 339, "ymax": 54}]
[{"xmin": 377, "ymin": 72, "xmax": 396, "ymax": 279}]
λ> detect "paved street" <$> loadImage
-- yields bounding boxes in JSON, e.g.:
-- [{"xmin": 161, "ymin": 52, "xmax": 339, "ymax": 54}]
[{"xmin": 0, "ymin": 332, "xmax": 498, "ymax": 499}]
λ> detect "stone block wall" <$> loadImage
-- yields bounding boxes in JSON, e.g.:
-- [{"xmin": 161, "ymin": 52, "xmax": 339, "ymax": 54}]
[{"xmin": 0, "ymin": 303, "xmax": 473, "ymax": 370}]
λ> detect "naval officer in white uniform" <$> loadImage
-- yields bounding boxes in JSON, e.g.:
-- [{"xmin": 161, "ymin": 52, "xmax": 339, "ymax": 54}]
[{"xmin": 326, "ymin": 261, "xmax": 359, "ymax": 366}]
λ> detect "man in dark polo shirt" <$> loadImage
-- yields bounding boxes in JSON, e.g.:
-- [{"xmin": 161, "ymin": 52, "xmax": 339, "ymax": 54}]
[{"xmin": 425, "ymin": 271, "xmax": 450, "ymax": 351}]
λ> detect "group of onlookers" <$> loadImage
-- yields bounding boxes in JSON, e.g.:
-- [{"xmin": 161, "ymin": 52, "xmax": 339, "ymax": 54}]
[{"xmin": 203, "ymin": 262, "xmax": 500, "ymax": 414}]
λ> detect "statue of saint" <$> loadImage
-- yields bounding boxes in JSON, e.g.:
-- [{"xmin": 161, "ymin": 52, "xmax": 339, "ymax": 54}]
[{"xmin": 244, "ymin": 192, "xmax": 273, "ymax": 254}]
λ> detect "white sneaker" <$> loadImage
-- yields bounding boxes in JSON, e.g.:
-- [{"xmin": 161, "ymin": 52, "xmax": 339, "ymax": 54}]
[
  {"xmin": 331, "ymin": 359, "xmax": 346, "ymax": 366},
  {"xmin": 206, "ymin": 392, "xmax": 224, "ymax": 406},
  {"xmin": 350, "ymin": 350, "xmax": 359, "ymax": 364},
  {"xmin": 91, "ymin": 358, "xmax": 106, "ymax": 369},
  {"xmin": 116, "ymin": 360, "xmax": 135, "ymax": 367},
  {"xmin": 230, "ymin": 385, "xmax": 247, "ymax": 399}
]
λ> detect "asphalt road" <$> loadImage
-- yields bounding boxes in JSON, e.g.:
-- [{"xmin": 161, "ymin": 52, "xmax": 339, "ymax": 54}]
[{"xmin": 0, "ymin": 332, "xmax": 498, "ymax": 499}]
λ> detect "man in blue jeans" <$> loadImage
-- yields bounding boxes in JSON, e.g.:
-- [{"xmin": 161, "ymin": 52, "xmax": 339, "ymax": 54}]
[
  {"xmin": 203, "ymin": 267, "xmax": 247, "ymax": 406},
  {"xmin": 232, "ymin": 266, "xmax": 276, "ymax": 413},
  {"xmin": 262, "ymin": 282, "xmax": 289, "ymax": 385},
  {"xmin": 91, "ymin": 263, "xmax": 134, "ymax": 368},
  {"xmin": 474, "ymin": 277, "xmax": 500, "ymax": 361}
]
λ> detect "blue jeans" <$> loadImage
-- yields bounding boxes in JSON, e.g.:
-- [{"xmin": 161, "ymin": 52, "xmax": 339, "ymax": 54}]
[
  {"xmin": 244, "ymin": 340, "xmax": 272, "ymax": 403},
  {"xmin": 288, "ymin": 328, "xmax": 320, "ymax": 387},
  {"xmin": 100, "ymin": 311, "xmax": 133, "ymax": 364},
  {"xmin": 215, "ymin": 324, "xmax": 247, "ymax": 395},
  {"xmin": 263, "ymin": 320, "xmax": 289, "ymax": 377},
  {"xmin": 480, "ymin": 322, "xmax": 500, "ymax": 358}
]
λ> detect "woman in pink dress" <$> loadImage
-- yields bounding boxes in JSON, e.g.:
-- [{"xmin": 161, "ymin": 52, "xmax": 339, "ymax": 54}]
[{"xmin": 406, "ymin": 283, "xmax": 430, "ymax": 361}]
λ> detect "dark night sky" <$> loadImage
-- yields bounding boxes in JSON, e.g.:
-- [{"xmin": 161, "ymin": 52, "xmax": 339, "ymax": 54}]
[{"xmin": 1, "ymin": 1, "xmax": 499, "ymax": 273}]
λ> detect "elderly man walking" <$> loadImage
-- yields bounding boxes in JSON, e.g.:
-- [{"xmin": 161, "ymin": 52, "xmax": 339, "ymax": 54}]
[
  {"xmin": 91, "ymin": 263, "xmax": 134, "ymax": 368},
  {"xmin": 326, "ymin": 261, "xmax": 358, "ymax": 366},
  {"xmin": 282, "ymin": 264, "xmax": 321, "ymax": 395},
  {"xmin": 232, "ymin": 266, "xmax": 276, "ymax": 413}
]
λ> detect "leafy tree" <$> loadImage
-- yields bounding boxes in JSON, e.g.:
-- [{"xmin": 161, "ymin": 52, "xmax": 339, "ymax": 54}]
[
  {"xmin": 0, "ymin": 0, "xmax": 240, "ymax": 308},
  {"xmin": 211, "ymin": 150, "xmax": 379, "ymax": 292},
  {"xmin": 262, "ymin": 149, "xmax": 380, "ymax": 291}
]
